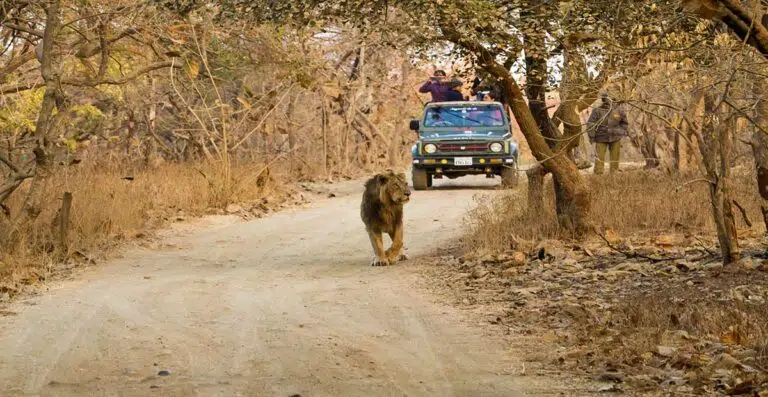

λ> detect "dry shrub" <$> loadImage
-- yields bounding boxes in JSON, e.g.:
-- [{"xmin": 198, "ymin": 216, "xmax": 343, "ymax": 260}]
[
  {"xmin": 601, "ymin": 279, "xmax": 768, "ymax": 368},
  {"xmin": 0, "ymin": 161, "xmax": 277, "ymax": 285},
  {"xmin": 464, "ymin": 168, "xmax": 763, "ymax": 253}
]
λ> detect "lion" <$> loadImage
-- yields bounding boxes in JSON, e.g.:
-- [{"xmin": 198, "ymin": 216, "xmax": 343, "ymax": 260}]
[{"xmin": 360, "ymin": 169, "xmax": 411, "ymax": 266}]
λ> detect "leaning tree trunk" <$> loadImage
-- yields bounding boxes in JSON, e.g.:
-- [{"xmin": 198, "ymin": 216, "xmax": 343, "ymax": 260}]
[
  {"xmin": 508, "ymin": 75, "xmax": 591, "ymax": 232},
  {"xmin": 524, "ymin": 28, "xmax": 568, "ymax": 222},
  {"xmin": 524, "ymin": 27, "xmax": 601, "ymax": 231},
  {"xmin": 523, "ymin": 29, "xmax": 560, "ymax": 215},
  {"xmin": 441, "ymin": 26, "xmax": 592, "ymax": 233}
]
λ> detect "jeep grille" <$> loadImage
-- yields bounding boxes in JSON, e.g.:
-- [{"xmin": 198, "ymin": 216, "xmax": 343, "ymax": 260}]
[{"xmin": 437, "ymin": 143, "xmax": 489, "ymax": 153}]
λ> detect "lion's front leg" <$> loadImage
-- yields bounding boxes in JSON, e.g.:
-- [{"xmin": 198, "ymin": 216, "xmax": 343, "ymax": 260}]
[
  {"xmin": 385, "ymin": 222, "xmax": 407, "ymax": 264},
  {"xmin": 368, "ymin": 230, "xmax": 390, "ymax": 266}
]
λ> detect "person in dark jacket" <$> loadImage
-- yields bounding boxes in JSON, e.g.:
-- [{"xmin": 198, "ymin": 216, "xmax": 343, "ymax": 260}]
[
  {"xmin": 444, "ymin": 78, "xmax": 464, "ymax": 101},
  {"xmin": 418, "ymin": 69, "xmax": 449, "ymax": 102},
  {"xmin": 587, "ymin": 92, "xmax": 629, "ymax": 174},
  {"xmin": 471, "ymin": 76, "xmax": 485, "ymax": 100}
]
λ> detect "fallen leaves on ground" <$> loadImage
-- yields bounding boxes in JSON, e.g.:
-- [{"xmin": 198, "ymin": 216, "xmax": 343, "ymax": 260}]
[{"xmin": 421, "ymin": 232, "xmax": 768, "ymax": 396}]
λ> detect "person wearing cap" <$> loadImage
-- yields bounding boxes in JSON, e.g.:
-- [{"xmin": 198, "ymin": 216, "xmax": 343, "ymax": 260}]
[
  {"xmin": 587, "ymin": 92, "xmax": 629, "ymax": 174},
  {"xmin": 418, "ymin": 69, "xmax": 449, "ymax": 102},
  {"xmin": 444, "ymin": 78, "xmax": 465, "ymax": 101}
]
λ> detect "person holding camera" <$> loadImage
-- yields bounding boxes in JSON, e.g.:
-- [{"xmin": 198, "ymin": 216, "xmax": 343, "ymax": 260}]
[{"xmin": 418, "ymin": 69, "xmax": 449, "ymax": 103}]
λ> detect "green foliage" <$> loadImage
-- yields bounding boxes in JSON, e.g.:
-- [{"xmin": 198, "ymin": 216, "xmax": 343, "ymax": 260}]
[
  {"xmin": 70, "ymin": 104, "xmax": 105, "ymax": 135},
  {"xmin": 0, "ymin": 89, "xmax": 45, "ymax": 136}
]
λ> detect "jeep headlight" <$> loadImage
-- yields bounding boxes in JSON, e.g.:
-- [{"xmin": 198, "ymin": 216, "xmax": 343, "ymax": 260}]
[
  {"xmin": 489, "ymin": 142, "xmax": 503, "ymax": 153},
  {"xmin": 424, "ymin": 143, "xmax": 437, "ymax": 154}
]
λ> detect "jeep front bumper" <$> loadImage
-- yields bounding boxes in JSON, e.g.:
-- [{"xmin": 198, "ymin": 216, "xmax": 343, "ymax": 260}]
[{"xmin": 411, "ymin": 154, "xmax": 517, "ymax": 171}]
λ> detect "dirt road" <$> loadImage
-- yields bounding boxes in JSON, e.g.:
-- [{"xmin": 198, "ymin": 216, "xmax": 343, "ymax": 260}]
[{"xmin": 0, "ymin": 175, "xmax": 558, "ymax": 397}]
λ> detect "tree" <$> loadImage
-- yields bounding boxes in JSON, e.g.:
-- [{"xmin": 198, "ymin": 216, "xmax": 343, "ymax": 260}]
[
  {"xmin": 1, "ymin": 0, "xmax": 185, "ymax": 242},
  {"xmin": 681, "ymin": 0, "xmax": 768, "ymax": 261}
]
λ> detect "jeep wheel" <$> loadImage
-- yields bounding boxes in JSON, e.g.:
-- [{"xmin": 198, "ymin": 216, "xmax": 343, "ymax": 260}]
[
  {"xmin": 412, "ymin": 168, "xmax": 429, "ymax": 190},
  {"xmin": 501, "ymin": 164, "xmax": 519, "ymax": 188}
]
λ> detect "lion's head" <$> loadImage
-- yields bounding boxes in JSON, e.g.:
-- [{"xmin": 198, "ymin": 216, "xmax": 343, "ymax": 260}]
[{"xmin": 372, "ymin": 170, "xmax": 411, "ymax": 205}]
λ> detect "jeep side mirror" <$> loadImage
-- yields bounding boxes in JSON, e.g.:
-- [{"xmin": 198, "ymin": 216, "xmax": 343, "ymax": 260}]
[{"xmin": 409, "ymin": 120, "xmax": 420, "ymax": 131}]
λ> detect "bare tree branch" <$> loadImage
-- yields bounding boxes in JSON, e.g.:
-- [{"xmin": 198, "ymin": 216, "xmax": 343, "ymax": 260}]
[
  {"xmin": 2, "ymin": 22, "xmax": 43, "ymax": 38},
  {"xmin": 0, "ymin": 152, "xmax": 22, "ymax": 174},
  {"xmin": 0, "ymin": 51, "xmax": 35, "ymax": 82},
  {"xmin": 0, "ymin": 60, "xmax": 180, "ymax": 94}
]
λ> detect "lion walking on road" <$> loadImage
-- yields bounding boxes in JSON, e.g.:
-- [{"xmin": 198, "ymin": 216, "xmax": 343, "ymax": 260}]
[{"xmin": 360, "ymin": 170, "xmax": 411, "ymax": 266}]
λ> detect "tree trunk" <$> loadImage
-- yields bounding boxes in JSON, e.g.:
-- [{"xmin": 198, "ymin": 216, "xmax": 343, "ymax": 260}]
[
  {"xmin": 752, "ymin": 86, "xmax": 768, "ymax": 235},
  {"xmin": 695, "ymin": 94, "xmax": 740, "ymax": 264},
  {"xmin": 321, "ymin": 94, "xmax": 329, "ymax": 177},
  {"xmin": 146, "ymin": 75, "xmax": 159, "ymax": 167},
  {"xmin": 287, "ymin": 93, "xmax": 298, "ymax": 175},
  {"xmin": 571, "ymin": 120, "xmax": 593, "ymax": 169},
  {"xmin": 634, "ymin": 117, "xmax": 660, "ymax": 169},
  {"xmin": 20, "ymin": 0, "xmax": 62, "ymax": 221},
  {"xmin": 390, "ymin": 58, "xmax": 409, "ymax": 168},
  {"xmin": 709, "ymin": 177, "xmax": 740, "ymax": 264},
  {"xmin": 674, "ymin": 122, "xmax": 682, "ymax": 173},
  {"xmin": 674, "ymin": 121, "xmax": 699, "ymax": 175},
  {"xmin": 714, "ymin": 120, "xmax": 740, "ymax": 265},
  {"xmin": 55, "ymin": 191, "xmax": 72, "ymax": 257},
  {"xmin": 526, "ymin": 165, "xmax": 546, "ymax": 214}
]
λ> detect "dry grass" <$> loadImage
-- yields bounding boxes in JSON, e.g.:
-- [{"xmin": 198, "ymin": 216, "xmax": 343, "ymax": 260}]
[
  {"xmin": 452, "ymin": 166, "xmax": 768, "ymax": 392},
  {"xmin": 464, "ymin": 168, "xmax": 763, "ymax": 254},
  {"xmin": 610, "ymin": 285, "xmax": 768, "ymax": 368},
  {"xmin": 0, "ymin": 160, "xmax": 279, "ymax": 288}
]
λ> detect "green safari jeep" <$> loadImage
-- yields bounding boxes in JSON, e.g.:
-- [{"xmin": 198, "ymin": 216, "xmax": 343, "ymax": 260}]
[{"xmin": 409, "ymin": 101, "xmax": 520, "ymax": 190}]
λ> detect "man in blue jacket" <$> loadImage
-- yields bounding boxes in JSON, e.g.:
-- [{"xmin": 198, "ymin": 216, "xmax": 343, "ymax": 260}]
[{"xmin": 444, "ymin": 78, "xmax": 465, "ymax": 101}]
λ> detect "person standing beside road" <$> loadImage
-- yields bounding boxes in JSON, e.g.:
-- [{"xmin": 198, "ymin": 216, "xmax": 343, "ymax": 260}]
[
  {"xmin": 418, "ymin": 69, "xmax": 449, "ymax": 102},
  {"xmin": 586, "ymin": 92, "xmax": 629, "ymax": 174}
]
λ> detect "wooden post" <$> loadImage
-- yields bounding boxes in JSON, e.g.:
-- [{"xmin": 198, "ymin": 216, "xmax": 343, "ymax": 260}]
[
  {"xmin": 287, "ymin": 93, "xmax": 298, "ymax": 175},
  {"xmin": 321, "ymin": 94, "xmax": 328, "ymax": 177},
  {"xmin": 58, "ymin": 192, "xmax": 72, "ymax": 253}
]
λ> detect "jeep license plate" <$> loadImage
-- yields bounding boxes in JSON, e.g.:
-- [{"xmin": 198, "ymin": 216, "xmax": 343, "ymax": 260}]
[{"xmin": 454, "ymin": 157, "xmax": 472, "ymax": 166}]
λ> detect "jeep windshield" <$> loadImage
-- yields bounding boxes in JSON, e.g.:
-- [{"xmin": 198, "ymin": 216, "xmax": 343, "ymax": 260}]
[{"xmin": 423, "ymin": 105, "xmax": 505, "ymax": 128}]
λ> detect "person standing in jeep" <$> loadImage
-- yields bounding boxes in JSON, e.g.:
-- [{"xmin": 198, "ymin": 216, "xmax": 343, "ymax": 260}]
[
  {"xmin": 587, "ymin": 92, "xmax": 629, "ymax": 174},
  {"xmin": 444, "ymin": 78, "xmax": 466, "ymax": 101},
  {"xmin": 470, "ymin": 74, "xmax": 507, "ymax": 106},
  {"xmin": 418, "ymin": 69, "xmax": 449, "ymax": 103}
]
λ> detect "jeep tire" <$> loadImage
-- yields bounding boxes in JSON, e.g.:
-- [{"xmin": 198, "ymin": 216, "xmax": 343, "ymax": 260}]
[
  {"xmin": 412, "ymin": 168, "xmax": 429, "ymax": 190},
  {"xmin": 501, "ymin": 164, "xmax": 519, "ymax": 188}
]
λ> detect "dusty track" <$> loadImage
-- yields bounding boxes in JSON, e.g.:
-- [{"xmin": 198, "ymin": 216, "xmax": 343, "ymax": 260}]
[{"xmin": 0, "ymin": 174, "xmax": 562, "ymax": 397}]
